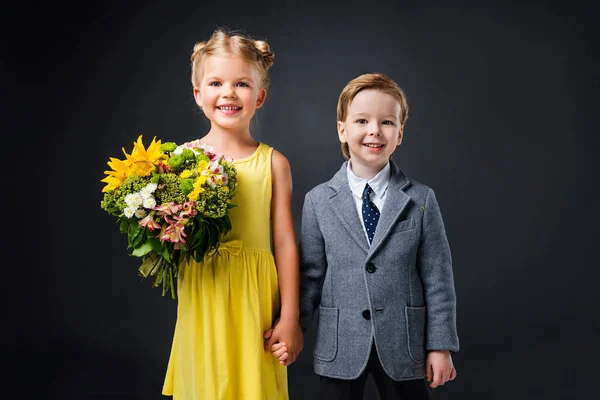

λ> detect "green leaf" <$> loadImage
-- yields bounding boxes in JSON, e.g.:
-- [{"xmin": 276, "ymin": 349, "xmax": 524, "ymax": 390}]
[
  {"xmin": 132, "ymin": 240, "xmax": 153, "ymax": 257},
  {"xmin": 131, "ymin": 228, "xmax": 147, "ymax": 248},
  {"xmin": 128, "ymin": 222, "xmax": 143, "ymax": 247},
  {"xmin": 120, "ymin": 219, "xmax": 131, "ymax": 234}
]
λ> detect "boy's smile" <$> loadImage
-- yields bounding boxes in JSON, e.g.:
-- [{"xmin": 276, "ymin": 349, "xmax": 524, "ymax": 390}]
[{"xmin": 337, "ymin": 89, "xmax": 403, "ymax": 178}]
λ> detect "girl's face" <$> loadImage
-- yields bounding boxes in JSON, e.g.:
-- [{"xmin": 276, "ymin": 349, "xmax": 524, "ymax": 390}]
[
  {"xmin": 337, "ymin": 89, "xmax": 403, "ymax": 177},
  {"xmin": 194, "ymin": 54, "xmax": 266, "ymax": 132}
]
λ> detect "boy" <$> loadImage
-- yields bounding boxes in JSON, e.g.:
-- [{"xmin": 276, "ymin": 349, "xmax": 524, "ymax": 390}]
[{"xmin": 297, "ymin": 73, "xmax": 459, "ymax": 399}]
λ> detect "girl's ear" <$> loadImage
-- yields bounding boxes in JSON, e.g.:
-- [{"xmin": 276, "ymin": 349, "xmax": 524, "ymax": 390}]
[
  {"xmin": 193, "ymin": 88, "xmax": 202, "ymax": 109},
  {"xmin": 255, "ymin": 88, "xmax": 267, "ymax": 109},
  {"xmin": 397, "ymin": 125, "xmax": 404, "ymax": 146},
  {"xmin": 337, "ymin": 121, "xmax": 347, "ymax": 143}
]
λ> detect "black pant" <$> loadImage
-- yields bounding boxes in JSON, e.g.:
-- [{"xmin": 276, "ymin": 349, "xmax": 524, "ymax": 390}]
[{"xmin": 318, "ymin": 343, "xmax": 432, "ymax": 400}]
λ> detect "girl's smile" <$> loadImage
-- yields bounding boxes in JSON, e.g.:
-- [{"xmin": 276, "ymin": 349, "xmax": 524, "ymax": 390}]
[{"xmin": 216, "ymin": 103, "xmax": 242, "ymax": 115}]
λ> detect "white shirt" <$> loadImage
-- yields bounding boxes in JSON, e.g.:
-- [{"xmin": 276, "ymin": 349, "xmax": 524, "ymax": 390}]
[{"xmin": 346, "ymin": 161, "xmax": 391, "ymax": 242}]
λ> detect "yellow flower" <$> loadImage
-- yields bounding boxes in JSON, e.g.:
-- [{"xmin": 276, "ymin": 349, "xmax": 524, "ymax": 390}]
[
  {"xmin": 101, "ymin": 157, "xmax": 132, "ymax": 192},
  {"xmin": 123, "ymin": 135, "xmax": 165, "ymax": 177},
  {"xmin": 187, "ymin": 176, "xmax": 207, "ymax": 201},
  {"xmin": 196, "ymin": 160, "xmax": 209, "ymax": 173},
  {"xmin": 180, "ymin": 169, "xmax": 191, "ymax": 179}
]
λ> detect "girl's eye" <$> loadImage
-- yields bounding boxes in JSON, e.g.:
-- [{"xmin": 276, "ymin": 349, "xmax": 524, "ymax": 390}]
[
  {"xmin": 382, "ymin": 120, "xmax": 395, "ymax": 125},
  {"xmin": 209, "ymin": 81, "xmax": 221, "ymax": 87},
  {"xmin": 236, "ymin": 82, "xmax": 249, "ymax": 87},
  {"xmin": 356, "ymin": 119, "xmax": 368, "ymax": 124}
]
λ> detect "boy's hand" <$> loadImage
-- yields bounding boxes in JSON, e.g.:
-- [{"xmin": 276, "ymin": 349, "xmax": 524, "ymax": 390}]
[
  {"xmin": 426, "ymin": 350, "xmax": 457, "ymax": 388},
  {"xmin": 263, "ymin": 319, "xmax": 304, "ymax": 366}
]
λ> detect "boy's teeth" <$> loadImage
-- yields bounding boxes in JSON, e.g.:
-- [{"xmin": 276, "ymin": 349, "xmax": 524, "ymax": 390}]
[
  {"xmin": 365, "ymin": 144, "xmax": 383, "ymax": 148},
  {"xmin": 219, "ymin": 106, "xmax": 239, "ymax": 110}
]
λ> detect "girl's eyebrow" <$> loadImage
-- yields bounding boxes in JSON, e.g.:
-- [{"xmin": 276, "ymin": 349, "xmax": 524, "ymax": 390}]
[{"xmin": 204, "ymin": 76, "xmax": 255, "ymax": 82}]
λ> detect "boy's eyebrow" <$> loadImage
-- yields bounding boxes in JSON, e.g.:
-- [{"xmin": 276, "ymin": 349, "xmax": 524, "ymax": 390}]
[{"xmin": 350, "ymin": 112, "xmax": 400, "ymax": 119}]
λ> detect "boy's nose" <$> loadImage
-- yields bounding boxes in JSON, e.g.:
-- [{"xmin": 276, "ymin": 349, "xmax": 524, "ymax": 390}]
[{"xmin": 367, "ymin": 124, "xmax": 381, "ymax": 136}]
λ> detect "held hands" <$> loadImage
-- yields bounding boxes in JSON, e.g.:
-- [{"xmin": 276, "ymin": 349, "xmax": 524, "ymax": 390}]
[
  {"xmin": 263, "ymin": 317, "xmax": 303, "ymax": 366},
  {"xmin": 426, "ymin": 350, "xmax": 457, "ymax": 388}
]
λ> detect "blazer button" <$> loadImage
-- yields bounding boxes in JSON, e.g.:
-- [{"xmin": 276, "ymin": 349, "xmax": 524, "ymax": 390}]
[
  {"xmin": 366, "ymin": 263, "xmax": 376, "ymax": 273},
  {"xmin": 362, "ymin": 310, "xmax": 371, "ymax": 320}
]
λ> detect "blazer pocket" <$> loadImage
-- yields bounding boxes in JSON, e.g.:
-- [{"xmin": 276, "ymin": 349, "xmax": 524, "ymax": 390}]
[
  {"xmin": 405, "ymin": 306, "xmax": 426, "ymax": 363},
  {"xmin": 314, "ymin": 306, "xmax": 339, "ymax": 362},
  {"xmin": 392, "ymin": 218, "xmax": 416, "ymax": 234}
]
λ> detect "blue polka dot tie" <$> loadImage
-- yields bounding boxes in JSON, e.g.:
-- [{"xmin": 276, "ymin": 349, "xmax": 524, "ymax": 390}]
[{"xmin": 362, "ymin": 184, "xmax": 380, "ymax": 244}]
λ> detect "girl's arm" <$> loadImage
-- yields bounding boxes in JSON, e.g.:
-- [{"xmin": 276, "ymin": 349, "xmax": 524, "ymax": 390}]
[{"xmin": 265, "ymin": 149, "xmax": 303, "ymax": 364}]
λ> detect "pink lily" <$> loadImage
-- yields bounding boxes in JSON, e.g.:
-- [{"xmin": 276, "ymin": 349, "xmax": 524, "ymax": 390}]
[
  {"xmin": 153, "ymin": 202, "xmax": 180, "ymax": 216},
  {"xmin": 138, "ymin": 213, "xmax": 161, "ymax": 230},
  {"xmin": 179, "ymin": 201, "xmax": 198, "ymax": 218}
]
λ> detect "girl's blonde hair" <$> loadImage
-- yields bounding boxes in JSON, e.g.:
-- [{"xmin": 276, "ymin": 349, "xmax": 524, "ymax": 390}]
[
  {"xmin": 337, "ymin": 73, "xmax": 409, "ymax": 159},
  {"xmin": 191, "ymin": 29, "xmax": 275, "ymax": 90}
]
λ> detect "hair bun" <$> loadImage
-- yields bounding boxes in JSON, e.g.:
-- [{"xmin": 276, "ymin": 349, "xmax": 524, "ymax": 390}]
[
  {"xmin": 191, "ymin": 41, "xmax": 207, "ymax": 62},
  {"xmin": 254, "ymin": 40, "xmax": 275, "ymax": 68}
]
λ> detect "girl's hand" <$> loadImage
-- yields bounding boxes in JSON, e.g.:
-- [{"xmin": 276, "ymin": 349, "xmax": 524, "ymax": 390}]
[
  {"xmin": 267, "ymin": 339, "xmax": 289, "ymax": 363},
  {"xmin": 263, "ymin": 319, "xmax": 303, "ymax": 366},
  {"xmin": 426, "ymin": 350, "xmax": 457, "ymax": 388}
]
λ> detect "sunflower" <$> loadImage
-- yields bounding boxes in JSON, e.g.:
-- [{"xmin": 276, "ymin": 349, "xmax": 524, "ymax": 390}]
[
  {"xmin": 124, "ymin": 135, "xmax": 166, "ymax": 177},
  {"xmin": 101, "ymin": 135, "xmax": 165, "ymax": 192},
  {"xmin": 101, "ymin": 157, "xmax": 132, "ymax": 192}
]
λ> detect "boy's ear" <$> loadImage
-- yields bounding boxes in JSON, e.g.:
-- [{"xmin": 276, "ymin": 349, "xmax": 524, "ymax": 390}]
[
  {"xmin": 193, "ymin": 88, "xmax": 202, "ymax": 109},
  {"xmin": 255, "ymin": 88, "xmax": 267, "ymax": 109},
  {"xmin": 397, "ymin": 125, "xmax": 404, "ymax": 146},
  {"xmin": 337, "ymin": 121, "xmax": 347, "ymax": 143}
]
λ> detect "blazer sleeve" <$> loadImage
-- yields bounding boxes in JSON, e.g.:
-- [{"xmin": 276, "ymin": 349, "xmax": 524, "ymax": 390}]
[
  {"xmin": 418, "ymin": 188, "xmax": 460, "ymax": 353},
  {"xmin": 298, "ymin": 191, "xmax": 328, "ymax": 333}
]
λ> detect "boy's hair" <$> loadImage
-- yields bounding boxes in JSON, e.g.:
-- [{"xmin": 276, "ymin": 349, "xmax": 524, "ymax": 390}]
[
  {"xmin": 337, "ymin": 73, "xmax": 409, "ymax": 159},
  {"xmin": 190, "ymin": 28, "xmax": 275, "ymax": 90}
]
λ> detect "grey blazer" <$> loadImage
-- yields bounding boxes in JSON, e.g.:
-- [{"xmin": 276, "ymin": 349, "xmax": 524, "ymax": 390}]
[{"xmin": 299, "ymin": 160, "xmax": 459, "ymax": 381}]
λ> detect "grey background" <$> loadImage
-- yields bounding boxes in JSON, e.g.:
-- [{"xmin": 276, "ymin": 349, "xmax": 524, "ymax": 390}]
[{"xmin": 9, "ymin": 0, "xmax": 599, "ymax": 399}]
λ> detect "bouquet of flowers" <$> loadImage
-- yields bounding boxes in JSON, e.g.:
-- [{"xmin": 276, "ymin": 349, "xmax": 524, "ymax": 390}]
[{"xmin": 100, "ymin": 135, "xmax": 237, "ymax": 298}]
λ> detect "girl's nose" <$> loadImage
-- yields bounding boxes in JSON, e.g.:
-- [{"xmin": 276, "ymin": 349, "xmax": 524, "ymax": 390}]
[{"xmin": 222, "ymin": 84, "xmax": 237, "ymax": 98}]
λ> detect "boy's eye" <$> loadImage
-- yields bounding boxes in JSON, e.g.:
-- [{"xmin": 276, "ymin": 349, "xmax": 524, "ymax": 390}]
[
  {"xmin": 356, "ymin": 119, "xmax": 368, "ymax": 124},
  {"xmin": 236, "ymin": 82, "xmax": 249, "ymax": 87},
  {"xmin": 382, "ymin": 120, "xmax": 395, "ymax": 125},
  {"xmin": 208, "ymin": 81, "xmax": 221, "ymax": 87}
]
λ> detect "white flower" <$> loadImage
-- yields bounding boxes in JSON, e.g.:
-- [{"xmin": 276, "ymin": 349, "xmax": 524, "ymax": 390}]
[
  {"xmin": 139, "ymin": 187, "xmax": 153, "ymax": 199},
  {"xmin": 145, "ymin": 183, "xmax": 158, "ymax": 192},
  {"xmin": 123, "ymin": 206, "xmax": 137, "ymax": 218},
  {"xmin": 143, "ymin": 197, "xmax": 157, "ymax": 209},
  {"xmin": 134, "ymin": 209, "xmax": 147, "ymax": 218},
  {"xmin": 172, "ymin": 145, "xmax": 184, "ymax": 156},
  {"xmin": 174, "ymin": 144, "xmax": 201, "ymax": 156},
  {"xmin": 200, "ymin": 144, "xmax": 214, "ymax": 153},
  {"xmin": 124, "ymin": 193, "xmax": 143, "ymax": 208}
]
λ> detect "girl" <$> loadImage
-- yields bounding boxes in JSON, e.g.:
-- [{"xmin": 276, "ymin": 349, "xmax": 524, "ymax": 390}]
[{"xmin": 162, "ymin": 29, "xmax": 303, "ymax": 400}]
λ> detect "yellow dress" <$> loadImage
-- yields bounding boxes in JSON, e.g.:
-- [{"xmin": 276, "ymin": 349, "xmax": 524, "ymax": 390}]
[{"xmin": 162, "ymin": 142, "xmax": 288, "ymax": 400}]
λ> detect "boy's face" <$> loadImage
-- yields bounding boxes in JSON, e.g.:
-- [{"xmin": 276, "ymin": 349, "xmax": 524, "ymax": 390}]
[{"xmin": 338, "ymin": 89, "xmax": 403, "ymax": 174}]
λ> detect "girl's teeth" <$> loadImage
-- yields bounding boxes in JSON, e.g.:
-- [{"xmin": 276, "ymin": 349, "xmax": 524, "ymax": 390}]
[{"xmin": 219, "ymin": 107, "xmax": 239, "ymax": 110}]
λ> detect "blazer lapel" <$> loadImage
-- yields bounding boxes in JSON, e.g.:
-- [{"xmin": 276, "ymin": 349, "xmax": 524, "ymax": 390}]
[
  {"xmin": 328, "ymin": 163, "xmax": 370, "ymax": 253},
  {"xmin": 367, "ymin": 161, "xmax": 411, "ymax": 258}
]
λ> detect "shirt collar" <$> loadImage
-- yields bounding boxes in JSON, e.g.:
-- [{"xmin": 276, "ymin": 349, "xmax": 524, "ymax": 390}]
[{"xmin": 346, "ymin": 161, "xmax": 391, "ymax": 199}]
